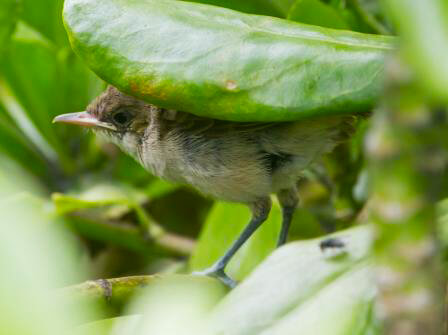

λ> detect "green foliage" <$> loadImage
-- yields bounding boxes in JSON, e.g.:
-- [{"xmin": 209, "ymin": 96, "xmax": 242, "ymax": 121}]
[
  {"xmin": 1, "ymin": 0, "xmax": 448, "ymax": 333},
  {"xmin": 63, "ymin": 0, "xmax": 394, "ymax": 122}
]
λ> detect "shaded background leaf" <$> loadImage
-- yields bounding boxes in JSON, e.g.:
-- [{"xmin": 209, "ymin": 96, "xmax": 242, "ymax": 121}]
[
  {"xmin": 0, "ymin": 0, "xmax": 20, "ymax": 56},
  {"xmin": 288, "ymin": 0, "xmax": 350, "ymax": 29},
  {"xmin": 186, "ymin": 0, "xmax": 287, "ymax": 17}
]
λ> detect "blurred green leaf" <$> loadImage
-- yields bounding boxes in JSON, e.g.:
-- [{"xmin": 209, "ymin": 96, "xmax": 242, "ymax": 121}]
[
  {"xmin": 52, "ymin": 182, "xmax": 197, "ymax": 257},
  {"xmin": 0, "ymin": 103, "xmax": 49, "ymax": 179},
  {"xmin": 190, "ymin": 201, "xmax": 281, "ymax": 281},
  {"xmin": 19, "ymin": 0, "xmax": 68, "ymax": 46},
  {"xmin": 288, "ymin": 0, "xmax": 350, "ymax": 29},
  {"xmin": 72, "ymin": 317, "xmax": 118, "ymax": 335},
  {"xmin": 0, "ymin": 23, "xmax": 72, "ymax": 167},
  {"xmin": 52, "ymin": 182, "xmax": 163, "ymax": 236},
  {"xmin": 147, "ymin": 187, "xmax": 211, "ymax": 239},
  {"xmin": 349, "ymin": 0, "xmax": 390, "ymax": 35},
  {"xmin": 0, "ymin": 0, "xmax": 19, "ymax": 56},
  {"xmin": 216, "ymin": 265, "xmax": 376, "ymax": 334},
  {"xmin": 383, "ymin": 0, "xmax": 448, "ymax": 102},
  {"xmin": 123, "ymin": 275, "xmax": 228, "ymax": 335},
  {"xmin": 64, "ymin": 0, "xmax": 394, "ymax": 122},
  {"xmin": 0, "ymin": 21, "xmax": 103, "ymax": 174},
  {"xmin": 0, "ymin": 77, "xmax": 60, "ymax": 165},
  {"xmin": 270, "ymin": 0, "xmax": 297, "ymax": 17},
  {"xmin": 0, "ymin": 163, "xmax": 99, "ymax": 334},
  {"xmin": 145, "ymin": 179, "xmax": 179, "ymax": 200},
  {"xmin": 0, "ymin": 153, "xmax": 46, "ymax": 196},
  {"xmin": 186, "ymin": 0, "xmax": 298, "ymax": 18},
  {"xmin": 53, "ymin": 183, "xmax": 147, "ymax": 215},
  {"xmin": 186, "ymin": 0, "xmax": 285, "ymax": 17},
  {"xmin": 66, "ymin": 216, "xmax": 156, "ymax": 255},
  {"xmin": 437, "ymin": 198, "xmax": 448, "ymax": 248},
  {"xmin": 210, "ymin": 226, "xmax": 375, "ymax": 334},
  {"xmin": 288, "ymin": 207, "xmax": 326, "ymax": 238},
  {"xmin": 107, "ymin": 153, "xmax": 153, "ymax": 187},
  {"xmin": 0, "ymin": 5, "xmax": 55, "ymax": 180}
]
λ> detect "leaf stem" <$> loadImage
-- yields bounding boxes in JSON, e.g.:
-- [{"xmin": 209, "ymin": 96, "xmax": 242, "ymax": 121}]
[
  {"xmin": 58, "ymin": 274, "xmax": 225, "ymax": 322},
  {"xmin": 67, "ymin": 214, "xmax": 195, "ymax": 257},
  {"xmin": 61, "ymin": 275, "xmax": 155, "ymax": 302}
]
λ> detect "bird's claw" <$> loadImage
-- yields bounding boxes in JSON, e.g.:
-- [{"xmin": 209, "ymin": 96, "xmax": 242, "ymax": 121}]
[{"xmin": 192, "ymin": 267, "xmax": 237, "ymax": 288}]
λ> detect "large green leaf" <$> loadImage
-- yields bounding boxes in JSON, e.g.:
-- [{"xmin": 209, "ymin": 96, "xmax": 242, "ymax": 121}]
[
  {"xmin": 64, "ymin": 0, "xmax": 394, "ymax": 122},
  {"xmin": 209, "ymin": 225, "xmax": 375, "ymax": 334}
]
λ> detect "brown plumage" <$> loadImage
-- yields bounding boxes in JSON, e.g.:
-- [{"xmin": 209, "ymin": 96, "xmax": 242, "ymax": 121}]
[{"xmin": 54, "ymin": 86, "xmax": 358, "ymax": 287}]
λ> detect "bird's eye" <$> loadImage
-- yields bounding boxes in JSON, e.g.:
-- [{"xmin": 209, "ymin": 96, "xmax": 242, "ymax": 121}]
[{"xmin": 112, "ymin": 109, "xmax": 133, "ymax": 126}]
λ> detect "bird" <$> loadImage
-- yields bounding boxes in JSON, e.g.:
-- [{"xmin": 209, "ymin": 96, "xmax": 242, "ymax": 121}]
[{"xmin": 54, "ymin": 85, "xmax": 357, "ymax": 287}]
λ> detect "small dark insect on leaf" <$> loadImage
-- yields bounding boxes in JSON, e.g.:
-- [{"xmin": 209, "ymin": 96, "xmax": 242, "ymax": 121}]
[{"xmin": 319, "ymin": 237, "xmax": 345, "ymax": 252}]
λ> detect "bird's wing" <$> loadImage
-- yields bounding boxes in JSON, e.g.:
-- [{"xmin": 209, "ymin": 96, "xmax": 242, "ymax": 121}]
[
  {"xmin": 163, "ymin": 110, "xmax": 277, "ymax": 137},
  {"xmin": 258, "ymin": 115, "xmax": 357, "ymax": 156}
]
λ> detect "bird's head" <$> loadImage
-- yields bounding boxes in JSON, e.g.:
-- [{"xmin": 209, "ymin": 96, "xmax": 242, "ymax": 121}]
[{"xmin": 54, "ymin": 86, "xmax": 152, "ymax": 158}]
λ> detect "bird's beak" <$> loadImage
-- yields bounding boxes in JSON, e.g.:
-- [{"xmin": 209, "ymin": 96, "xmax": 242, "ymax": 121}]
[{"xmin": 52, "ymin": 111, "xmax": 117, "ymax": 131}]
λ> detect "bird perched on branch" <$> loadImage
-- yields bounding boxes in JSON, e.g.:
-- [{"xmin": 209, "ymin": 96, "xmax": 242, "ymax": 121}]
[{"xmin": 54, "ymin": 86, "xmax": 356, "ymax": 287}]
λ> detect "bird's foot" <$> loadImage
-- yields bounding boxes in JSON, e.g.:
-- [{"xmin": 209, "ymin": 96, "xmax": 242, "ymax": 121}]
[{"xmin": 192, "ymin": 266, "xmax": 237, "ymax": 289}]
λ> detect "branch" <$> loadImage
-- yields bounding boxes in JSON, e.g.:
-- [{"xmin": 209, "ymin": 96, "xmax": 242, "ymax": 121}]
[
  {"xmin": 62, "ymin": 275, "xmax": 155, "ymax": 302},
  {"xmin": 58, "ymin": 274, "xmax": 226, "ymax": 322},
  {"xmin": 67, "ymin": 214, "xmax": 195, "ymax": 257},
  {"xmin": 58, "ymin": 275, "xmax": 158, "ymax": 322}
]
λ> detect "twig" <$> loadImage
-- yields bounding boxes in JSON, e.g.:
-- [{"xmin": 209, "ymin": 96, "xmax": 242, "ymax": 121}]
[
  {"xmin": 61, "ymin": 275, "xmax": 156, "ymax": 302},
  {"xmin": 67, "ymin": 214, "xmax": 195, "ymax": 257},
  {"xmin": 58, "ymin": 275, "xmax": 159, "ymax": 322},
  {"xmin": 58, "ymin": 274, "xmax": 227, "ymax": 323}
]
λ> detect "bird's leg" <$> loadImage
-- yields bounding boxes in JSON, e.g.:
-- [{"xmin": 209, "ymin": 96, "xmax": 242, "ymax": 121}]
[
  {"xmin": 194, "ymin": 197, "xmax": 271, "ymax": 288},
  {"xmin": 276, "ymin": 187, "xmax": 298, "ymax": 247}
]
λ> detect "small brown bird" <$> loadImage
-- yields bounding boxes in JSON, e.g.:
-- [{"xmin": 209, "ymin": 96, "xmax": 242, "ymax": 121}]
[{"xmin": 54, "ymin": 86, "xmax": 356, "ymax": 287}]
